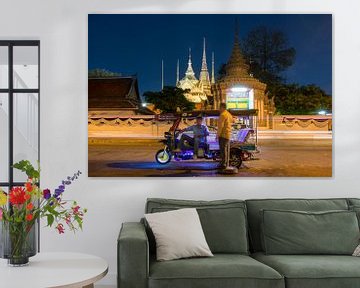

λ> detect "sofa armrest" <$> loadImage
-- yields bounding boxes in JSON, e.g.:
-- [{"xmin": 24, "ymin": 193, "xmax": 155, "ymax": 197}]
[{"xmin": 118, "ymin": 222, "xmax": 149, "ymax": 288}]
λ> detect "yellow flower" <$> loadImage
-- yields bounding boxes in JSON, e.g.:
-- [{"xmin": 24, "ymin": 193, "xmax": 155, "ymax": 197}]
[{"xmin": 0, "ymin": 189, "xmax": 7, "ymax": 206}]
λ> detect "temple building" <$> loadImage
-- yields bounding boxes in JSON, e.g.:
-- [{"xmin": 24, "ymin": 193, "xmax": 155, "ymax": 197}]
[
  {"xmin": 176, "ymin": 39, "xmax": 214, "ymax": 110},
  {"xmin": 88, "ymin": 76, "xmax": 153, "ymax": 117},
  {"xmin": 212, "ymin": 28, "xmax": 276, "ymax": 128},
  {"xmin": 176, "ymin": 27, "xmax": 276, "ymax": 128}
]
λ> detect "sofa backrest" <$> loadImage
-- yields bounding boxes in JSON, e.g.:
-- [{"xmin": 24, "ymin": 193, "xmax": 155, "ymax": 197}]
[
  {"xmin": 145, "ymin": 198, "xmax": 249, "ymax": 255},
  {"xmin": 348, "ymin": 198, "xmax": 360, "ymax": 207},
  {"xmin": 245, "ymin": 198, "xmax": 350, "ymax": 252}
]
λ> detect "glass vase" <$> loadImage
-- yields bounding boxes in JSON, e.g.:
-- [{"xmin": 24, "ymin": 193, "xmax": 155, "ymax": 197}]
[{"xmin": 0, "ymin": 220, "xmax": 37, "ymax": 266}]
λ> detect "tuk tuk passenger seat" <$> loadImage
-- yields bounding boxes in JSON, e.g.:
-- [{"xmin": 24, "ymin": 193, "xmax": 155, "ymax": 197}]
[{"xmin": 236, "ymin": 128, "xmax": 253, "ymax": 143}]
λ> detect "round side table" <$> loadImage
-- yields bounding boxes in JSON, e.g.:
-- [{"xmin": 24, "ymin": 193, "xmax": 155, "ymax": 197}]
[{"xmin": 0, "ymin": 252, "xmax": 108, "ymax": 288}]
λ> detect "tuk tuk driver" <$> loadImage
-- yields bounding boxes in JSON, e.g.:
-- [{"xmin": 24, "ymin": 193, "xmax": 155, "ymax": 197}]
[
  {"xmin": 177, "ymin": 116, "xmax": 209, "ymax": 159},
  {"xmin": 217, "ymin": 102, "xmax": 234, "ymax": 169}
]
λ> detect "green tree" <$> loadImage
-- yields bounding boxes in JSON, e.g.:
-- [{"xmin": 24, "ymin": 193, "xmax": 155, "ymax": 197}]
[
  {"xmin": 273, "ymin": 84, "xmax": 332, "ymax": 115},
  {"xmin": 88, "ymin": 68, "xmax": 121, "ymax": 78},
  {"xmin": 242, "ymin": 26, "xmax": 296, "ymax": 88},
  {"xmin": 240, "ymin": 27, "xmax": 332, "ymax": 115},
  {"xmin": 216, "ymin": 26, "xmax": 296, "ymax": 87},
  {"xmin": 144, "ymin": 86, "xmax": 195, "ymax": 113}
]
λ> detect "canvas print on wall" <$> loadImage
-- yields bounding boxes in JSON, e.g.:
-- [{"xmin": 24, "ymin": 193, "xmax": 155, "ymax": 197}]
[{"xmin": 88, "ymin": 14, "xmax": 332, "ymax": 177}]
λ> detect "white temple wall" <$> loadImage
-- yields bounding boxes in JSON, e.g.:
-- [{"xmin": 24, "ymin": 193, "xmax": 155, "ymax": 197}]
[{"xmin": 88, "ymin": 114, "xmax": 332, "ymax": 139}]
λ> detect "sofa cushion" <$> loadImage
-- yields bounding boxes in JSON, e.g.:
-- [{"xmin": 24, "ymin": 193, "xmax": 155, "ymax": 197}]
[
  {"xmin": 149, "ymin": 254, "xmax": 284, "ymax": 288},
  {"xmin": 146, "ymin": 198, "xmax": 249, "ymax": 254},
  {"xmin": 349, "ymin": 205, "xmax": 360, "ymax": 228},
  {"xmin": 145, "ymin": 208, "xmax": 213, "ymax": 261},
  {"xmin": 246, "ymin": 198, "xmax": 349, "ymax": 252},
  {"xmin": 261, "ymin": 209, "xmax": 359, "ymax": 255},
  {"xmin": 252, "ymin": 252, "xmax": 360, "ymax": 288},
  {"xmin": 346, "ymin": 199, "xmax": 360, "ymax": 228},
  {"xmin": 347, "ymin": 198, "xmax": 360, "ymax": 207}
]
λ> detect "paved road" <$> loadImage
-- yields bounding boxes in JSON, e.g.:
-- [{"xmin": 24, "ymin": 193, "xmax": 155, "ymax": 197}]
[{"xmin": 88, "ymin": 138, "xmax": 332, "ymax": 177}]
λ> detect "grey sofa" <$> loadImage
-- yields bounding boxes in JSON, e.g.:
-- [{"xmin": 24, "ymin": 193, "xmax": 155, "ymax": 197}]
[{"xmin": 118, "ymin": 198, "xmax": 360, "ymax": 288}]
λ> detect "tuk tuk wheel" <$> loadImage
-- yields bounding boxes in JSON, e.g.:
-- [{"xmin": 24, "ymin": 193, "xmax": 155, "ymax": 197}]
[
  {"xmin": 155, "ymin": 149, "xmax": 172, "ymax": 164},
  {"xmin": 229, "ymin": 149, "xmax": 243, "ymax": 168}
]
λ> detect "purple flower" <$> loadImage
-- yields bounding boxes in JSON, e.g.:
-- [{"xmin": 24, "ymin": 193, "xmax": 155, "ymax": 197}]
[
  {"xmin": 43, "ymin": 189, "xmax": 51, "ymax": 200},
  {"xmin": 54, "ymin": 171, "xmax": 82, "ymax": 199},
  {"xmin": 54, "ymin": 189, "xmax": 63, "ymax": 198}
]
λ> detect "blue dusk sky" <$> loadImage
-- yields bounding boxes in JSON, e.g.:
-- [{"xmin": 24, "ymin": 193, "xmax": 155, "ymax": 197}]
[{"xmin": 88, "ymin": 14, "xmax": 332, "ymax": 96}]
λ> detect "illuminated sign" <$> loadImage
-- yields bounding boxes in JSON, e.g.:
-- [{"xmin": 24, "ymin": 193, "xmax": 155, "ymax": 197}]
[{"xmin": 226, "ymin": 87, "xmax": 254, "ymax": 109}]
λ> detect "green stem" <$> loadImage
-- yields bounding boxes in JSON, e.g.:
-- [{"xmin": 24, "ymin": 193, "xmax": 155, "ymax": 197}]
[{"xmin": 8, "ymin": 222, "xmax": 30, "ymax": 259}]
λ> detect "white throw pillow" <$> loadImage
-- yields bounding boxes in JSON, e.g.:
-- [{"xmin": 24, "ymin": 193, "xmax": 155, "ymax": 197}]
[
  {"xmin": 353, "ymin": 244, "xmax": 360, "ymax": 256},
  {"xmin": 145, "ymin": 208, "xmax": 213, "ymax": 261}
]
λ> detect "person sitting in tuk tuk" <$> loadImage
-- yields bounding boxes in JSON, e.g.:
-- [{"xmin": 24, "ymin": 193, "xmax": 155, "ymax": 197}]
[{"xmin": 177, "ymin": 116, "xmax": 209, "ymax": 159}]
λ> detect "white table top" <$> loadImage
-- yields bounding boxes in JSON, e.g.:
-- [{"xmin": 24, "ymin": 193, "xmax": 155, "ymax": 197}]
[{"xmin": 0, "ymin": 252, "xmax": 108, "ymax": 288}]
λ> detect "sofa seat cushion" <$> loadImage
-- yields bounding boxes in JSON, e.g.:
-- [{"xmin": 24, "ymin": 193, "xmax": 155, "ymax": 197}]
[
  {"xmin": 149, "ymin": 254, "xmax": 284, "ymax": 288},
  {"xmin": 252, "ymin": 252, "xmax": 360, "ymax": 288}
]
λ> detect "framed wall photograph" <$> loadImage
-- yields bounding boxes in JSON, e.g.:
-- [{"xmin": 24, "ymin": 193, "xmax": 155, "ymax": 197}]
[{"xmin": 88, "ymin": 14, "xmax": 332, "ymax": 177}]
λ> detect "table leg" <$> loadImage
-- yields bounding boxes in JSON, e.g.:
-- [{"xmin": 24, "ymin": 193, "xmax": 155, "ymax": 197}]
[{"xmin": 82, "ymin": 284, "xmax": 94, "ymax": 288}]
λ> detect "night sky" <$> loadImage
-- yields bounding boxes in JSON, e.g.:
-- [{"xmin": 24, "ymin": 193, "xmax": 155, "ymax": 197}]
[{"xmin": 88, "ymin": 14, "xmax": 332, "ymax": 96}]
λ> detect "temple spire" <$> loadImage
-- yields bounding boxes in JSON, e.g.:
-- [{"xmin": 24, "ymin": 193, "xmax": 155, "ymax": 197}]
[
  {"xmin": 185, "ymin": 47, "xmax": 196, "ymax": 79},
  {"xmin": 235, "ymin": 17, "xmax": 240, "ymax": 44},
  {"xmin": 199, "ymin": 37, "xmax": 210, "ymax": 84},
  {"xmin": 211, "ymin": 52, "xmax": 215, "ymax": 84},
  {"xmin": 176, "ymin": 59, "xmax": 179, "ymax": 84},
  {"xmin": 201, "ymin": 37, "xmax": 208, "ymax": 71},
  {"xmin": 161, "ymin": 59, "xmax": 164, "ymax": 90},
  {"xmin": 226, "ymin": 18, "xmax": 249, "ymax": 76}
]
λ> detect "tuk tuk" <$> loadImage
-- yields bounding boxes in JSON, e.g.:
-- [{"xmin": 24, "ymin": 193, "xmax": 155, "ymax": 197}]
[{"xmin": 155, "ymin": 109, "xmax": 259, "ymax": 168}]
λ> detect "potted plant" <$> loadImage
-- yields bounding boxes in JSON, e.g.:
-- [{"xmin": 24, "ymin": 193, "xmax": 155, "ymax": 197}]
[{"xmin": 0, "ymin": 160, "xmax": 86, "ymax": 266}]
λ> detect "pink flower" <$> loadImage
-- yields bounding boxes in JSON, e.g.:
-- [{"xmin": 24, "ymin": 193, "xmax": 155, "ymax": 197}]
[
  {"xmin": 65, "ymin": 214, "xmax": 71, "ymax": 225},
  {"xmin": 72, "ymin": 205, "xmax": 80, "ymax": 215},
  {"xmin": 56, "ymin": 223, "xmax": 65, "ymax": 234},
  {"xmin": 0, "ymin": 208, "xmax": 3, "ymax": 220}
]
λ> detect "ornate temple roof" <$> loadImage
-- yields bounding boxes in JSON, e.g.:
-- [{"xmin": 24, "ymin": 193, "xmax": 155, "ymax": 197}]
[
  {"xmin": 178, "ymin": 48, "xmax": 199, "ymax": 89},
  {"xmin": 213, "ymin": 21, "xmax": 266, "ymax": 92},
  {"xmin": 225, "ymin": 26, "xmax": 250, "ymax": 77},
  {"xmin": 184, "ymin": 48, "xmax": 197, "ymax": 81},
  {"xmin": 177, "ymin": 47, "xmax": 211, "ymax": 104},
  {"xmin": 88, "ymin": 77, "xmax": 140, "ymax": 110}
]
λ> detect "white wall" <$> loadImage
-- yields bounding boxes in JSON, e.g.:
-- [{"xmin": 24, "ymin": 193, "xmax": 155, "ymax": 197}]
[{"xmin": 1, "ymin": 0, "xmax": 360, "ymax": 285}]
